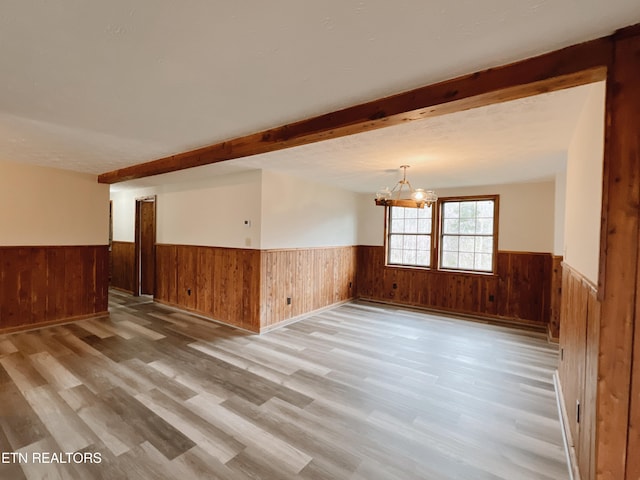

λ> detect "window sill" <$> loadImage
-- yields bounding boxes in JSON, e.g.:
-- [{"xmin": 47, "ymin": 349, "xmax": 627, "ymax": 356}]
[{"xmin": 384, "ymin": 264, "xmax": 498, "ymax": 278}]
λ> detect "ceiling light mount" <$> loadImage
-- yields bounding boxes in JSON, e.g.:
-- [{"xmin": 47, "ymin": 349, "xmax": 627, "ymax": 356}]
[{"xmin": 375, "ymin": 165, "xmax": 437, "ymax": 209}]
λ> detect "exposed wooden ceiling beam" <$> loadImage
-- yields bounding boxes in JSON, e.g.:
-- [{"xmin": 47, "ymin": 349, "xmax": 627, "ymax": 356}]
[{"xmin": 98, "ymin": 35, "xmax": 612, "ymax": 184}]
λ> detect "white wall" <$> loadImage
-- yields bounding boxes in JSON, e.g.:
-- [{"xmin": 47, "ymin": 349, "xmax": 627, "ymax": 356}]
[
  {"xmin": 111, "ymin": 169, "xmax": 359, "ymax": 250},
  {"xmin": 554, "ymin": 170, "xmax": 567, "ymax": 256},
  {"xmin": 564, "ymin": 82, "xmax": 605, "ymax": 283},
  {"xmin": 0, "ymin": 159, "xmax": 109, "ymax": 246},
  {"xmin": 357, "ymin": 194, "xmax": 385, "ymax": 246},
  {"xmin": 260, "ymin": 170, "xmax": 359, "ymax": 249},
  {"xmin": 111, "ymin": 170, "xmax": 262, "ymax": 248},
  {"xmin": 110, "ymin": 186, "xmax": 150, "ymax": 242},
  {"xmin": 357, "ymin": 180, "xmax": 556, "ymax": 253}
]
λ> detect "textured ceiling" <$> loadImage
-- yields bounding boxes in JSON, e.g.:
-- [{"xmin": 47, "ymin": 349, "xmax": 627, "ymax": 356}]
[
  {"xmin": 230, "ymin": 83, "xmax": 599, "ymax": 191},
  {"xmin": 113, "ymin": 82, "xmax": 600, "ymax": 193},
  {"xmin": 0, "ymin": 1, "xmax": 635, "ymax": 185}
]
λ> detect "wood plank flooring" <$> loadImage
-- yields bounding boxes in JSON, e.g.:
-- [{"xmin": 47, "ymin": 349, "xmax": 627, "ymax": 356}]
[{"xmin": 0, "ymin": 289, "xmax": 568, "ymax": 479}]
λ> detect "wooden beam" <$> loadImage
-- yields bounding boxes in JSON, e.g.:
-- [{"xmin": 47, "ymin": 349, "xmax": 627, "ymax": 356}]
[
  {"xmin": 98, "ymin": 36, "xmax": 612, "ymax": 184},
  {"xmin": 597, "ymin": 28, "xmax": 640, "ymax": 480}
]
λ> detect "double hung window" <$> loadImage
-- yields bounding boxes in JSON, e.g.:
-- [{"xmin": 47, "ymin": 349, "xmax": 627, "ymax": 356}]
[{"xmin": 385, "ymin": 195, "xmax": 498, "ymax": 274}]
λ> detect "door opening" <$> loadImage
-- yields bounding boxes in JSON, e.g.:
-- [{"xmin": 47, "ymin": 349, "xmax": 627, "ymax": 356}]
[{"xmin": 135, "ymin": 196, "xmax": 156, "ymax": 296}]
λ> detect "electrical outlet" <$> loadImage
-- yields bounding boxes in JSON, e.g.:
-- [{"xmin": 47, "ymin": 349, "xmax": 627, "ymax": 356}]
[
  {"xmin": 187, "ymin": 288, "xmax": 192, "ymax": 296},
  {"xmin": 286, "ymin": 297, "xmax": 292, "ymax": 305}
]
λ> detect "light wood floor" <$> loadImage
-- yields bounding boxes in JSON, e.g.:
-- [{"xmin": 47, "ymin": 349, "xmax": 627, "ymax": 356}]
[{"xmin": 0, "ymin": 290, "xmax": 568, "ymax": 479}]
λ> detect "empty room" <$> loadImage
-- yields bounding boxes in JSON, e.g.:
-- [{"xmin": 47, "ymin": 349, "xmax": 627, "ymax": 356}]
[{"xmin": 1, "ymin": 2, "xmax": 640, "ymax": 480}]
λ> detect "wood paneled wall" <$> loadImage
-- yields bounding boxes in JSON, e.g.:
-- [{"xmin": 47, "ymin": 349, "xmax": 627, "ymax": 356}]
[
  {"xmin": 597, "ymin": 27, "xmax": 640, "ymax": 480},
  {"xmin": 558, "ymin": 264, "xmax": 600, "ymax": 480},
  {"xmin": 548, "ymin": 256, "xmax": 563, "ymax": 341},
  {"xmin": 155, "ymin": 244, "xmax": 261, "ymax": 332},
  {"xmin": 110, "ymin": 241, "xmax": 135, "ymax": 293},
  {"xmin": 260, "ymin": 247, "xmax": 357, "ymax": 329},
  {"xmin": 113, "ymin": 243, "xmax": 553, "ymax": 330},
  {"xmin": 0, "ymin": 245, "xmax": 109, "ymax": 332},
  {"xmin": 153, "ymin": 245, "xmax": 357, "ymax": 332},
  {"xmin": 356, "ymin": 246, "xmax": 553, "ymax": 325}
]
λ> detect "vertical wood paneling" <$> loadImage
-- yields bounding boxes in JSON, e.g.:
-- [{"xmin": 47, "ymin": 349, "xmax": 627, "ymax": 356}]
[
  {"xmin": 0, "ymin": 246, "xmax": 109, "ymax": 332},
  {"xmin": 356, "ymin": 246, "xmax": 552, "ymax": 325},
  {"xmin": 155, "ymin": 244, "xmax": 177, "ymax": 305},
  {"xmin": 558, "ymin": 267, "xmax": 588, "ymax": 448},
  {"xmin": 549, "ymin": 256, "xmax": 563, "ymax": 341},
  {"xmin": 140, "ymin": 200, "xmax": 156, "ymax": 295},
  {"xmin": 496, "ymin": 252, "xmax": 550, "ymax": 323},
  {"xmin": 154, "ymin": 245, "xmax": 550, "ymax": 332},
  {"xmin": 557, "ymin": 263, "xmax": 599, "ymax": 480},
  {"xmin": 196, "ymin": 247, "xmax": 214, "ymax": 315},
  {"xmin": 243, "ymin": 249, "xmax": 261, "ymax": 331},
  {"xmin": 154, "ymin": 244, "xmax": 262, "ymax": 332},
  {"xmin": 45, "ymin": 247, "xmax": 66, "ymax": 321},
  {"xmin": 110, "ymin": 241, "xmax": 135, "ymax": 293},
  {"xmin": 583, "ymin": 290, "xmax": 600, "ymax": 480},
  {"xmin": 260, "ymin": 247, "xmax": 357, "ymax": 329},
  {"xmin": 64, "ymin": 247, "xmax": 84, "ymax": 318},
  {"xmin": 598, "ymin": 29, "xmax": 640, "ymax": 480},
  {"xmin": 628, "ymin": 30, "xmax": 640, "ymax": 474},
  {"xmin": 177, "ymin": 245, "xmax": 197, "ymax": 311}
]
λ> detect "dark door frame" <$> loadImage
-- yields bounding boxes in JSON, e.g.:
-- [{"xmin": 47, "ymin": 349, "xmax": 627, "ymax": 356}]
[{"xmin": 134, "ymin": 195, "xmax": 157, "ymax": 296}]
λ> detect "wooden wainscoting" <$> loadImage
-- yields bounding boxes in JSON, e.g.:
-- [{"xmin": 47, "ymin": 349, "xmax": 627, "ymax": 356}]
[
  {"xmin": 0, "ymin": 245, "xmax": 109, "ymax": 332},
  {"xmin": 557, "ymin": 263, "xmax": 600, "ymax": 480},
  {"xmin": 154, "ymin": 245, "xmax": 357, "ymax": 332},
  {"xmin": 155, "ymin": 244, "xmax": 261, "ymax": 332},
  {"xmin": 548, "ymin": 255, "xmax": 563, "ymax": 341},
  {"xmin": 495, "ymin": 251, "xmax": 552, "ymax": 324},
  {"xmin": 110, "ymin": 241, "xmax": 135, "ymax": 293},
  {"xmin": 356, "ymin": 246, "xmax": 553, "ymax": 326},
  {"xmin": 260, "ymin": 246, "xmax": 357, "ymax": 329}
]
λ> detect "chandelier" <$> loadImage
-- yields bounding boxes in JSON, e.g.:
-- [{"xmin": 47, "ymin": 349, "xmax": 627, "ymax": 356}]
[{"xmin": 375, "ymin": 165, "xmax": 437, "ymax": 208}]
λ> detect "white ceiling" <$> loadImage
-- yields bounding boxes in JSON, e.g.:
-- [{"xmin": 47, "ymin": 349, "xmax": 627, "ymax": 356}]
[
  {"xmin": 1, "ymin": 1, "xmax": 636, "ymax": 189},
  {"xmin": 229, "ymin": 83, "xmax": 597, "ymax": 192}
]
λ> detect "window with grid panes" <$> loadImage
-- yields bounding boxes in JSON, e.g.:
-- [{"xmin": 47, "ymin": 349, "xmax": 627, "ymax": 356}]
[
  {"xmin": 387, "ymin": 205, "xmax": 433, "ymax": 267},
  {"xmin": 439, "ymin": 197, "xmax": 496, "ymax": 272}
]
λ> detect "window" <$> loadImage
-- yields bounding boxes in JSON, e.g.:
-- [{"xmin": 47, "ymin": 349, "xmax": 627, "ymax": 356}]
[
  {"xmin": 439, "ymin": 198, "xmax": 496, "ymax": 272},
  {"xmin": 385, "ymin": 195, "xmax": 498, "ymax": 273},
  {"xmin": 387, "ymin": 205, "xmax": 433, "ymax": 267}
]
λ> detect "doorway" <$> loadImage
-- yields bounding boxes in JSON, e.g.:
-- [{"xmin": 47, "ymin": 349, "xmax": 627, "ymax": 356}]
[{"xmin": 135, "ymin": 196, "xmax": 156, "ymax": 296}]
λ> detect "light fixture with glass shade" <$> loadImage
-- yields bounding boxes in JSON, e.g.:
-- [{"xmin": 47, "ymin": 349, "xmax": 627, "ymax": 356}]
[{"xmin": 375, "ymin": 165, "xmax": 437, "ymax": 208}]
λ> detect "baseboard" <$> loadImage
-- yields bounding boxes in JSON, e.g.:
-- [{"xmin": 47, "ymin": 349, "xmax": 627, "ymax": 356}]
[
  {"xmin": 356, "ymin": 297, "xmax": 548, "ymax": 334},
  {"xmin": 0, "ymin": 311, "xmax": 110, "ymax": 336},
  {"xmin": 109, "ymin": 285, "xmax": 135, "ymax": 295},
  {"xmin": 547, "ymin": 324, "xmax": 560, "ymax": 344},
  {"xmin": 152, "ymin": 298, "xmax": 260, "ymax": 334},
  {"xmin": 554, "ymin": 371, "xmax": 581, "ymax": 480},
  {"xmin": 259, "ymin": 298, "xmax": 353, "ymax": 334},
  {"xmin": 154, "ymin": 297, "xmax": 354, "ymax": 335}
]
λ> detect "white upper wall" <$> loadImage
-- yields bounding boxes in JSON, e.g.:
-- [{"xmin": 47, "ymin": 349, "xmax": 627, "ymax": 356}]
[
  {"xmin": 357, "ymin": 196, "xmax": 385, "ymax": 247},
  {"xmin": 554, "ymin": 170, "xmax": 567, "ymax": 256},
  {"xmin": 357, "ymin": 180, "xmax": 556, "ymax": 253},
  {"xmin": 260, "ymin": 170, "xmax": 359, "ymax": 249},
  {"xmin": 110, "ymin": 186, "xmax": 150, "ymax": 243},
  {"xmin": 111, "ymin": 169, "xmax": 359, "ymax": 250},
  {"xmin": 111, "ymin": 170, "xmax": 262, "ymax": 248},
  {"xmin": 0, "ymin": 159, "xmax": 109, "ymax": 246},
  {"xmin": 564, "ymin": 82, "xmax": 605, "ymax": 283}
]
